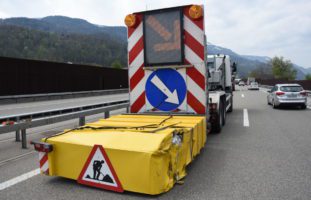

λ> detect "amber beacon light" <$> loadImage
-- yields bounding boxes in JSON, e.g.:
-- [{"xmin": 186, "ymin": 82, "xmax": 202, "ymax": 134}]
[
  {"xmin": 124, "ymin": 14, "xmax": 137, "ymax": 28},
  {"xmin": 189, "ymin": 5, "xmax": 203, "ymax": 20}
]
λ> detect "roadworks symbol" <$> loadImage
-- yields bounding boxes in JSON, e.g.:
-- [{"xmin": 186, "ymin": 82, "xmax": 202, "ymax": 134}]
[{"xmin": 77, "ymin": 145, "xmax": 123, "ymax": 192}]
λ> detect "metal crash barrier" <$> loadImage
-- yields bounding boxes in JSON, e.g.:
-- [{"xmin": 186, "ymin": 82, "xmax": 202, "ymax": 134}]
[{"xmin": 0, "ymin": 100, "xmax": 129, "ymax": 148}]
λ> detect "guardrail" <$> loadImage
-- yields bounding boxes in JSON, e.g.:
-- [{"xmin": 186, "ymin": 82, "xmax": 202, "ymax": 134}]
[
  {"xmin": 0, "ymin": 100, "xmax": 129, "ymax": 149},
  {"xmin": 0, "ymin": 88, "xmax": 129, "ymax": 104}
]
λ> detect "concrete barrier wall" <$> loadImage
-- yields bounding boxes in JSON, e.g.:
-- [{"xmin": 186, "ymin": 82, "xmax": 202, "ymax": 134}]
[
  {"xmin": 0, "ymin": 56, "xmax": 128, "ymax": 95},
  {"xmin": 257, "ymin": 79, "xmax": 311, "ymax": 90}
]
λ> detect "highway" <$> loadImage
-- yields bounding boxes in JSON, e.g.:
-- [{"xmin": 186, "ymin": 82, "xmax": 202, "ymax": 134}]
[{"xmin": 1, "ymin": 87, "xmax": 311, "ymax": 199}]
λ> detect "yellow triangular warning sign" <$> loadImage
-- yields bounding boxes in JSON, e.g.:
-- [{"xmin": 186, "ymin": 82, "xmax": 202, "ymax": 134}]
[{"xmin": 77, "ymin": 145, "xmax": 123, "ymax": 192}]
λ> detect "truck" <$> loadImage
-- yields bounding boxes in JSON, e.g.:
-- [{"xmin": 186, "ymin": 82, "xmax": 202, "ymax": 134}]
[
  {"xmin": 207, "ymin": 55, "xmax": 235, "ymax": 133},
  {"xmin": 247, "ymin": 77, "xmax": 255, "ymax": 85},
  {"xmin": 31, "ymin": 4, "xmax": 235, "ymax": 195}
]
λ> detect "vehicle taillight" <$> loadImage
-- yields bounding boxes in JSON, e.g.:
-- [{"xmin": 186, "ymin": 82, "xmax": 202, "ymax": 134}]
[
  {"xmin": 276, "ymin": 91, "xmax": 285, "ymax": 96},
  {"xmin": 209, "ymin": 103, "xmax": 217, "ymax": 110},
  {"xmin": 300, "ymin": 91, "xmax": 307, "ymax": 96},
  {"xmin": 31, "ymin": 141, "xmax": 53, "ymax": 153}
]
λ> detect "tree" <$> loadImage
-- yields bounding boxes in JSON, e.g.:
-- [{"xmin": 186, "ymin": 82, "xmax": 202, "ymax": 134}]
[
  {"xmin": 270, "ymin": 56, "xmax": 296, "ymax": 80},
  {"xmin": 305, "ymin": 74, "xmax": 311, "ymax": 80},
  {"xmin": 111, "ymin": 59, "xmax": 122, "ymax": 69}
]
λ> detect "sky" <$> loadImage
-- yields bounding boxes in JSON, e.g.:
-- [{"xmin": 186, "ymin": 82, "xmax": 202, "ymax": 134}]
[{"xmin": 0, "ymin": 0, "xmax": 310, "ymax": 68}]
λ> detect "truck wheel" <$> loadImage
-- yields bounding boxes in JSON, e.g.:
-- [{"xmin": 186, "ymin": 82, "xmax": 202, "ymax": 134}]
[
  {"xmin": 222, "ymin": 100, "xmax": 226, "ymax": 126},
  {"xmin": 212, "ymin": 102, "xmax": 223, "ymax": 133},
  {"xmin": 228, "ymin": 97, "xmax": 233, "ymax": 112}
]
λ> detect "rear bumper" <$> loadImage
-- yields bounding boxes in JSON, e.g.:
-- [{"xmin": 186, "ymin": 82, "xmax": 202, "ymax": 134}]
[{"xmin": 275, "ymin": 98, "xmax": 307, "ymax": 106}]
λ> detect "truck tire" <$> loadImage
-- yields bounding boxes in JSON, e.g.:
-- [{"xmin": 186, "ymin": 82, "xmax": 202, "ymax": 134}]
[
  {"xmin": 212, "ymin": 101, "xmax": 223, "ymax": 133},
  {"xmin": 228, "ymin": 97, "xmax": 233, "ymax": 112},
  {"xmin": 222, "ymin": 99, "xmax": 226, "ymax": 126}
]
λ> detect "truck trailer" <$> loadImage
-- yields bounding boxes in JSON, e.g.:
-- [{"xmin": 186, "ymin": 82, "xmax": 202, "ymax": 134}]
[{"xmin": 31, "ymin": 4, "xmax": 235, "ymax": 195}]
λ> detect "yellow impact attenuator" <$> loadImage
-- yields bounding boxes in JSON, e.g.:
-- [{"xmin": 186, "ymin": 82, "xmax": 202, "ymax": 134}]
[{"xmin": 43, "ymin": 114, "xmax": 206, "ymax": 195}]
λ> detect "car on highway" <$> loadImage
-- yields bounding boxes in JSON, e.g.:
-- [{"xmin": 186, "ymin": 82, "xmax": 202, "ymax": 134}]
[
  {"xmin": 267, "ymin": 84, "xmax": 307, "ymax": 109},
  {"xmin": 238, "ymin": 81, "xmax": 245, "ymax": 86},
  {"xmin": 248, "ymin": 82, "xmax": 259, "ymax": 90}
]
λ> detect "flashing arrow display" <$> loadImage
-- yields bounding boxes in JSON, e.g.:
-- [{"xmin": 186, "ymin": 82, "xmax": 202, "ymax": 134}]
[
  {"xmin": 146, "ymin": 16, "xmax": 181, "ymax": 52},
  {"xmin": 144, "ymin": 9, "xmax": 183, "ymax": 65},
  {"xmin": 146, "ymin": 69, "xmax": 186, "ymax": 111}
]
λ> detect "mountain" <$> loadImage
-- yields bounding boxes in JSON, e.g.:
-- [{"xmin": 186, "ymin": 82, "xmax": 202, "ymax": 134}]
[
  {"xmin": 294, "ymin": 64, "xmax": 311, "ymax": 75},
  {"xmin": 207, "ymin": 44, "xmax": 307, "ymax": 80},
  {"xmin": 0, "ymin": 16, "xmax": 127, "ymax": 67},
  {"xmin": 207, "ymin": 44, "xmax": 268, "ymax": 78},
  {"xmin": 0, "ymin": 15, "xmax": 309, "ymax": 79},
  {"xmin": 242, "ymin": 55, "xmax": 271, "ymax": 63},
  {"xmin": 1, "ymin": 16, "xmax": 127, "ymax": 42}
]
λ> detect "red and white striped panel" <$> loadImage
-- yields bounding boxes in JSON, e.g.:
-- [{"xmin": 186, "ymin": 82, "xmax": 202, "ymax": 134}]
[
  {"xmin": 183, "ymin": 6, "xmax": 206, "ymax": 114},
  {"xmin": 128, "ymin": 14, "xmax": 146, "ymax": 113},
  {"xmin": 128, "ymin": 5, "xmax": 206, "ymax": 114},
  {"xmin": 39, "ymin": 152, "xmax": 49, "ymax": 175}
]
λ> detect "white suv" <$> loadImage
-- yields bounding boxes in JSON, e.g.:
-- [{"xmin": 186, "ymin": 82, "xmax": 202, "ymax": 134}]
[{"xmin": 267, "ymin": 84, "xmax": 307, "ymax": 109}]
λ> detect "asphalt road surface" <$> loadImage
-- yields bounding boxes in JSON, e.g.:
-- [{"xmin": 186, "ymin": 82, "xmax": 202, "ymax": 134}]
[{"xmin": 1, "ymin": 87, "xmax": 311, "ymax": 199}]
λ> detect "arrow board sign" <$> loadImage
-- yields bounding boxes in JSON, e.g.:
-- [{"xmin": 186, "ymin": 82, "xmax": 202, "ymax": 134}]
[
  {"xmin": 77, "ymin": 145, "xmax": 123, "ymax": 192},
  {"xmin": 146, "ymin": 68, "xmax": 187, "ymax": 111},
  {"xmin": 144, "ymin": 8, "xmax": 183, "ymax": 65}
]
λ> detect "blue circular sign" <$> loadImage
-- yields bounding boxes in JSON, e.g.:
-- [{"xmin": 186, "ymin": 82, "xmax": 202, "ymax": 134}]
[{"xmin": 146, "ymin": 69, "xmax": 186, "ymax": 111}]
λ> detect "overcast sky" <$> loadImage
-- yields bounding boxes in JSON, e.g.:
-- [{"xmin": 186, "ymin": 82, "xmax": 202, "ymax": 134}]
[{"xmin": 0, "ymin": 0, "xmax": 310, "ymax": 68}]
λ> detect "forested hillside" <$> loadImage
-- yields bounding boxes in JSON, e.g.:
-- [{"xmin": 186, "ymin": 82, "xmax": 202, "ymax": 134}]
[{"xmin": 0, "ymin": 16, "xmax": 127, "ymax": 66}]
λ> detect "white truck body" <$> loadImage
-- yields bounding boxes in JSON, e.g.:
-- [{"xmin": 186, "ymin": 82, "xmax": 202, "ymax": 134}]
[{"xmin": 207, "ymin": 54, "xmax": 234, "ymax": 133}]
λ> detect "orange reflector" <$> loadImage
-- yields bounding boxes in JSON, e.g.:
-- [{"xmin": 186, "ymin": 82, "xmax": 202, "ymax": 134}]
[
  {"xmin": 189, "ymin": 5, "xmax": 203, "ymax": 20},
  {"xmin": 124, "ymin": 14, "xmax": 137, "ymax": 28}
]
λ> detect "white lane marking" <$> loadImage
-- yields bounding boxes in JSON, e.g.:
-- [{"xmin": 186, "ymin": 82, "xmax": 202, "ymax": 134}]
[
  {"xmin": 241, "ymin": 94, "xmax": 245, "ymax": 98},
  {"xmin": 243, "ymin": 109, "xmax": 249, "ymax": 127},
  {"xmin": 0, "ymin": 168, "xmax": 40, "ymax": 191}
]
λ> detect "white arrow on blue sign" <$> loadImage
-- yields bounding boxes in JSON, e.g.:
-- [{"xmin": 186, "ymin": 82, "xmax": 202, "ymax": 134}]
[{"xmin": 146, "ymin": 69, "xmax": 187, "ymax": 111}]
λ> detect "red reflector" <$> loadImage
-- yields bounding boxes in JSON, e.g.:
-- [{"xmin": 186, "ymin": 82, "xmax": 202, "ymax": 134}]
[
  {"xmin": 31, "ymin": 141, "xmax": 53, "ymax": 153},
  {"xmin": 276, "ymin": 91, "xmax": 285, "ymax": 96},
  {"xmin": 1, "ymin": 121, "xmax": 14, "ymax": 126},
  {"xmin": 209, "ymin": 103, "xmax": 217, "ymax": 110}
]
